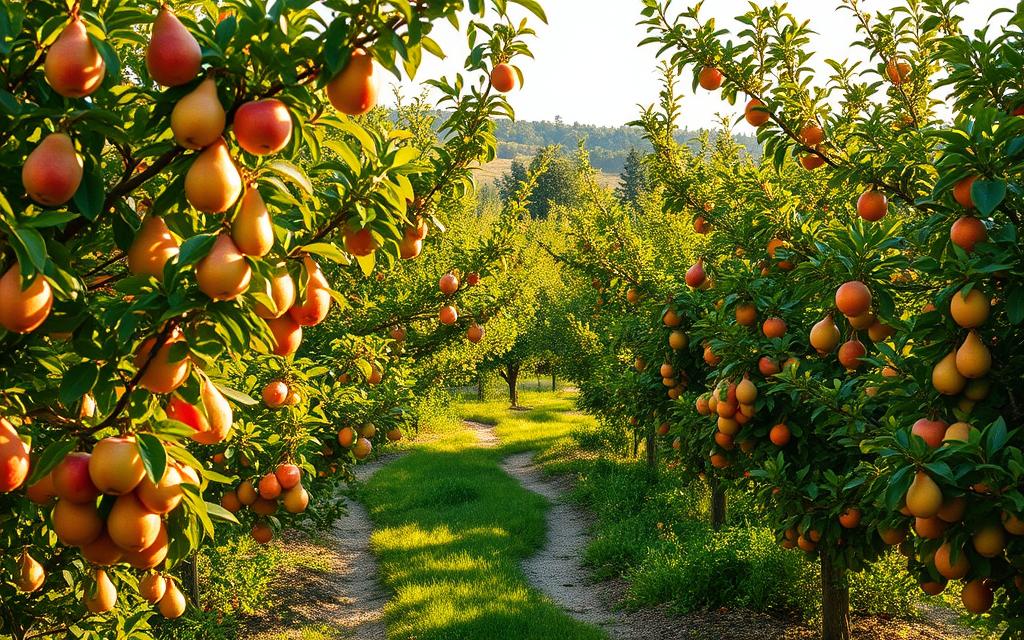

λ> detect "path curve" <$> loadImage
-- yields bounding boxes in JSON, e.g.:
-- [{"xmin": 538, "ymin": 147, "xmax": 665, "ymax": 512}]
[{"xmin": 245, "ymin": 456, "xmax": 398, "ymax": 640}]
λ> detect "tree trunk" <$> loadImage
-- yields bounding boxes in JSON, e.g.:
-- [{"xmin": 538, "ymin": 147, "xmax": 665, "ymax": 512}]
[
  {"xmin": 820, "ymin": 548, "xmax": 852, "ymax": 640},
  {"xmin": 551, "ymin": 371, "xmax": 556, "ymax": 391},
  {"xmin": 506, "ymin": 363, "xmax": 520, "ymax": 407},
  {"xmin": 476, "ymin": 372, "xmax": 484, "ymax": 401},
  {"xmin": 709, "ymin": 475, "xmax": 727, "ymax": 530},
  {"xmin": 182, "ymin": 552, "xmax": 201, "ymax": 603},
  {"xmin": 644, "ymin": 423, "xmax": 656, "ymax": 469},
  {"xmin": 631, "ymin": 430, "xmax": 639, "ymax": 458}
]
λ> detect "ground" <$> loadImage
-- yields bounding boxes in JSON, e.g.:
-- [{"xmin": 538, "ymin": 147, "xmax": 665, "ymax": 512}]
[{"xmin": 242, "ymin": 390, "xmax": 990, "ymax": 640}]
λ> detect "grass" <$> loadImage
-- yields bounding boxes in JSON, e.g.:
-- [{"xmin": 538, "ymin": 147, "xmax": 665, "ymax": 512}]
[{"xmin": 359, "ymin": 390, "xmax": 607, "ymax": 640}]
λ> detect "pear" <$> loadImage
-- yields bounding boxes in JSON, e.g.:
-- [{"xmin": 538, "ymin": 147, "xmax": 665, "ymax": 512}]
[
  {"xmin": 127, "ymin": 215, "xmax": 179, "ymax": 281},
  {"xmin": 158, "ymin": 578, "xmax": 187, "ymax": 618},
  {"xmin": 287, "ymin": 256, "xmax": 331, "ymax": 327},
  {"xmin": 326, "ymin": 48, "xmax": 378, "ymax": 115},
  {"xmin": 44, "ymin": 17, "xmax": 106, "ymax": 98},
  {"xmin": 932, "ymin": 350, "xmax": 966, "ymax": 395},
  {"xmin": 195, "ymin": 233, "xmax": 251, "ymax": 301},
  {"xmin": 809, "ymin": 315, "xmax": 841, "ymax": 354},
  {"xmin": 146, "ymin": 6, "xmax": 202, "ymax": 86},
  {"xmin": 255, "ymin": 267, "xmax": 296, "ymax": 319},
  {"xmin": 950, "ymin": 287, "xmax": 989, "ymax": 329},
  {"xmin": 191, "ymin": 375, "xmax": 233, "ymax": 445},
  {"xmin": 231, "ymin": 187, "xmax": 274, "ymax": 257},
  {"xmin": 0, "ymin": 264, "xmax": 53, "ymax": 334},
  {"xmin": 184, "ymin": 138, "xmax": 241, "ymax": 213},
  {"xmin": 139, "ymin": 572, "xmax": 167, "ymax": 604},
  {"xmin": 736, "ymin": 376, "xmax": 757, "ymax": 404},
  {"xmin": 84, "ymin": 568, "xmax": 117, "ymax": 613},
  {"xmin": 22, "ymin": 133, "xmax": 84, "ymax": 206},
  {"xmin": 956, "ymin": 330, "xmax": 991, "ymax": 379},
  {"xmin": 905, "ymin": 471, "xmax": 942, "ymax": 519},
  {"xmin": 171, "ymin": 78, "xmax": 225, "ymax": 149},
  {"xmin": 16, "ymin": 550, "xmax": 45, "ymax": 593}
]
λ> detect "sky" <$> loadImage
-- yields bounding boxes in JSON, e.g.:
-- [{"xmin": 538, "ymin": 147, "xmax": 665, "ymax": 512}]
[{"xmin": 390, "ymin": 0, "xmax": 1015, "ymax": 130}]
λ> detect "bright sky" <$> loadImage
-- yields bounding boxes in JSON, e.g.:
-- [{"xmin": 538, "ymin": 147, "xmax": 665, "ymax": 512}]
[{"xmin": 391, "ymin": 0, "xmax": 1015, "ymax": 130}]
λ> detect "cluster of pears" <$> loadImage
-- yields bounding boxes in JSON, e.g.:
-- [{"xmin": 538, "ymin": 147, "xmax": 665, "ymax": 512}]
[
  {"xmin": 806, "ymin": 280, "xmax": 892, "ymax": 373},
  {"xmin": 220, "ymin": 463, "xmax": 309, "ymax": 543},
  {"xmin": 655, "ymin": 311, "xmax": 690, "ymax": 399},
  {"xmin": 337, "ymin": 424, "xmax": 375, "ymax": 461},
  {"xmin": 931, "ymin": 285, "xmax": 992, "ymax": 400},
  {"xmin": 695, "ymin": 375, "xmax": 760, "ymax": 467},
  {"xmin": 24, "ymin": 435, "xmax": 194, "ymax": 617}
]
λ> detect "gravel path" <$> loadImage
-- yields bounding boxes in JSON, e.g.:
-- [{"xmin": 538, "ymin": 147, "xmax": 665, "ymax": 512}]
[{"xmin": 244, "ymin": 456, "xmax": 397, "ymax": 640}]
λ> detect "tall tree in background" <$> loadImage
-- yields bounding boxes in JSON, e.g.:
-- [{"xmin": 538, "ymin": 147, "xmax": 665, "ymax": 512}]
[{"xmin": 616, "ymin": 147, "xmax": 651, "ymax": 209}]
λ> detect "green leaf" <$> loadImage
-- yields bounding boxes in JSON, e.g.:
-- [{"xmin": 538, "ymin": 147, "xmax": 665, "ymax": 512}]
[
  {"xmin": 266, "ymin": 159, "xmax": 313, "ymax": 195},
  {"xmin": 27, "ymin": 438, "xmax": 78, "ymax": 485},
  {"xmin": 302, "ymin": 241, "xmax": 350, "ymax": 265},
  {"xmin": 971, "ymin": 179, "xmax": 1005, "ymax": 216},
  {"xmin": 213, "ymin": 382, "xmax": 258, "ymax": 406},
  {"xmin": 59, "ymin": 362, "xmax": 99, "ymax": 405},
  {"xmin": 136, "ymin": 433, "xmax": 168, "ymax": 484},
  {"xmin": 205, "ymin": 501, "xmax": 239, "ymax": 524}
]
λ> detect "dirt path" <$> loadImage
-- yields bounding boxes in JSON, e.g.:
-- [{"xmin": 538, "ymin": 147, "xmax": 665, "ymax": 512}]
[{"xmin": 245, "ymin": 456, "xmax": 397, "ymax": 640}]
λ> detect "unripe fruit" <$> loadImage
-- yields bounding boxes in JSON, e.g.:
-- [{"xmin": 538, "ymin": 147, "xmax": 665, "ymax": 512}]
[
  {"xmin": 234, "ymin": 99, "xmax": 292, "ymax": 155},
  {"xmin": 327, "ymin": 48, "xmax": 377, "ymax": 115},
  {"xmin": 810, "ymin": 315, "xmax": 841, "ymax": 354},
  {"xmin": 955, "ymin": 331, "xmax": 991, "ymax": 379},
  {"xmin": 52, "ymin": 499, "xmax": 103, "ymax": 546},
  {"xmin": 905, "ymin": 471, "xmax": 942, "ymax": 519},
  {"xmin": 127, "ymin": 216, "xmax": 179, "ymax": 281},
  {"xmin": 158, "ymin": 579, "xmax": 187, "ymax": 618},
  {"xmin": 744, "ymin": 99, "xmax": 769, "ymax": 127},
  {"xmin": 139, "ymin": 572, "xmax": 167, "ymax": 604},
  {"xmin": 171, "ymin": 78, "xmax": 225, "ymax": 149},
  {"xmin": 22, "ymin": 133, "xmax": 84, "ymax": 206},
  {"xmin": 107, "ymin": 493, "xmax": 161, "ymax": 552},
  {"xmin": 490, "ymin": 63, "xmax": 516, "ymax": 92},
  {"xmin": 835, "ymin": 281, "xmax": 871, "ymax": 317},
  {"xmin": 856, "ymin": 189, "xmax": 887, "ymax": 221},
  {"xmin": 90, "ymin": 436, "xmax": 146, "ymax": 495},
  {"xmin": 44, "ymin": 18, "xmax": 106, "ymax": 98},
  {"xmin": 0, "ymin": 265, "xmax": 54, "ymax": 334},
  {"xmin": 85, "ymin": 568, "xmax": 117, "ymax": 614},
  {"xmin": 950, "ymin": 287, "xmax": 989, "ymax": 329},
  {"xmin": 146, "ymin": 7, "xmax": 202, "ymax": 86}
]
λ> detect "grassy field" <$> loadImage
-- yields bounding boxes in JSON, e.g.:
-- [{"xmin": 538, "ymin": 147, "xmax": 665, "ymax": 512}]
[
  {"xmin": 473, "ymin": 157, "xmax": 621, "ymax": 189},
  {"xmin": 359, "ymin": 391, "xmax": 607, "ymax": 640}
]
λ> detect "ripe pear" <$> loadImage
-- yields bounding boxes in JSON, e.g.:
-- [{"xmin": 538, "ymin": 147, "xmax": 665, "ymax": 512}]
[
  {"xmin": 171, "ymin": 78, "xmax": 225, "ymax": 149},
  {"xmin": 950, "ymin": 287, "xmax": 989, "ymax": 328},
  {"xmin": 127, "ymin": 215, "xmax": 179, "ymax": 281},
  {"xmin": 326, "ymin": 48, "xmax": 378, "ymax": 115},
  {"xmin": 905, "ymin": 471, "xmax": 942, "ymax": 519},
  {"xmin": 0, "ymin": 264, "xmax": 53, "ymax": 334},
  {"xmin": 22, "ymin": 133, "xmax": 83, "ymax": 205},
  {"xmin": 955, "ymin": 331, "xmax": 991, "ymax": 379},
  {"xmin": 191, "ymin": 375, "xmax": 233, "ymax": 445},
  {"xmin": 972, "ymin": 525, "xmax": 1006, "ymax": 558},
  {"xmin": 158, "ymin": 578, "xmax": 187, "ymax": 618},
  {"xmin": 288, "ymin": 256, "xmax": 331, "ymax": 326},
  {"xmin": 16, "ymin": 550, "xmax": 45, "ymax": 593},
  {"xmin": 139, "ymin": 572, "xmax": 166, "ymax": 604},
  {"xmin": 255, "ymin": 267, "xmax": 296, "ymax": 319},
  {"xmin": 736, "ymin": 376, "xmax": 757, "ymax": 404},
  {"xmin": 146, "ymin": 6, "xmax": 202, "ymax": 86},
  {"xmin": 84, "ymin": 568, "xmax": 117, "ymax": 614},
  {"xmin": 931, "ymin": 350, "xmax": 966, "ymax": 395},
  {"xmin": 107, "ymin": 493, "xmax": 162, "ymax": 552},
  {"xmin": 44, "ymin": 17, "xmax": 106, "ymax": 98},
  {"xmin": 232, "ymin": 187, "xmax": 274, "ymax": 257},
  {"xmin": 196, "ymin": 233, "xmax": 251, "ymax": 300},
  {"xmin": 810, "ymin": 315, "xmax": 840, "ymax": 354},
  {"xmin": 184, "ymin": 138, "xmax": 241, "ymax": 212}
]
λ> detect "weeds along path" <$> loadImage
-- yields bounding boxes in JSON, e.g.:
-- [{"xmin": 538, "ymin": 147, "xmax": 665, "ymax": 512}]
[{"xmin": 246, "ymin": 456, "xmax": 397, "ymax": 640}]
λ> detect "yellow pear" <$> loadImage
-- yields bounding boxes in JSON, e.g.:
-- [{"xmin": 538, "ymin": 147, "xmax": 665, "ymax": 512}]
[
  {"xmin": 736, "ymin": 376, "xmax": 757, "ymax": 404},
  {"xmin": 932, "ymin": 350, "xmax": 966, "ymax": 395},
  {"xmin": 972, "ymin": 525, "xmax": 1006, "ymax": 558},
  {"xmin": 85, "ymin": 568, "xmax": 117, "ymax": 613},
  {"xmin": 809, "ymin": 315, "xmax": 840, "ymax": 354},
  {"xmin": 950, "ymin": 287, "xmax": 989, "ymax": 329},
  {"xmin": 158, "ymin": 578, "xmax": 187, "ymax": 618},
  {"xmin": 955, "ymin": 330, "xmax": 991, "ymax": 379},
  {"xmin": 22, "ymin": 133, "xmax": 83, "ymax": 206},
  {"xmin": 184, "ymin": 138, "xmax": 241, "ymax": 213},
  {"xmin": 171, "ymin": 78, "xmax": 225, "ymax": 149},
  {"xmin": 943, "ymin": 422, "xmax": 974, "ymax": 443},
  {"xmin": 191, "ymin": 375, "xmax": 233, "ymax": 445},
  {"xmin": 231, "ymin": 186, "xmax": 274, "ymax": 257},
  {"xmin": 127, "ymin": 215, "xmax": 179, "ymax": 281},
  {"xmin": 16, "ymin": 550, "xmax": 45, "ymax": 593},
  {"xmin": 0, "ymin": 264, "xmax": 53, "ymax": 334},
  {"xmin": 195, "ymin": 233, "xmax": 251, "ymax": 300},
  {"xmin": 44, "ymin": 17, "xmax": 106, "ymax": 98},
  {"xmin": 905, "ymin": 471, "xmax": 942, "ymax": 519},
  {"xmin": 255, "ymin": 267, "xmax": 296, "ymax": 319}
]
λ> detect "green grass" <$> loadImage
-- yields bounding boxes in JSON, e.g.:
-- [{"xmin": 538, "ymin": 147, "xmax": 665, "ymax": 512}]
[{"xmin": 359, "ymin": 390, "xmax": 607, "ymax": 640}]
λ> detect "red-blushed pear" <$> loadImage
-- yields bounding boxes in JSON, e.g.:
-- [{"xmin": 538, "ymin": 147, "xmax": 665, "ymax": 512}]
[
  {"xmin": 955, "ymin": 330, "xmax": 991, "ymax": 379},
  {"xmin": 52, "ymin": 451, "xmax": 100, "ymax": 503},
  {"xmin": 84, "ymin": 569, "xmax": 117, "ymax": 614},
  {"xmin": 0, "ymin": 265, "xmax": 53, "ymax": 334},
  {"xmin": 932, "ymin": 350, "xmax": 966, "ymax": 395},
  {"xmin": 835, "ymin": 281, "xmax": 871, "ymax": 317},
  {"xmin": 267, "ymin": 315, "xmax": 302, "ymax": 357},
  {"xmin": 809, "ymin": 315, "xmax": 841, "ymax": 354},
  {"xmin": 146, "ymin": 6, "xmax": 201, "ymax": 86},
  {"xmin": 233, "ymin": 99, "xmax": 292, "ymax": 155},
  {"xmin": 89, "ymin": 436, "xmax": 146, "ymax": 495},
  {"xmin": 44, "ymin": 17, "xmax": 106, "ymax": 97},
  {"xmin": 439, "ymin": 305, "xmax": 458, "ymax": 326},
  {"xmin": 343, "ymin": 226, "xmax": 377, "ymax": 257},
  {"xmin": 196, "ymin": 233, "xmax": 251, "ymax": 300},
  {"xmin": 275, "ymin": 464, "xmax": 301, "ymax": 490},
  {"xmin": 15, "ymin": 550, "xmax": 44, "ymax": 593},
  {"xmin": 353, "ymin": 437, "xmax": 372, "ymax": 460},
  {"xmin": 698, "ymin": 66, "xmax": 723, "ymax": 90},
  {"xmin": 22, "ymin": 133, "xmax": 83, "ymax": 206},
  {"xmin": 399, "ymin": 225, "xmax": 423, "ymax": 259},
  {"xmin": 139, "ymin": 572, "xmax": 167, "ymax": 604},
  {"xmin": 490, "ymin": 63, "xmax": 516, "ymax": 92},
  {"xmin": 258, "ymin": 472, "xmax": 281, "ymax": 500},
  {"xmin": 231, "ymin": 186, "xmax": 274, "ymax": 257},
  {"xmin": 685, "ymin": 260, "xmax": 706, "ymax": 288},
  {"xmin": 439, "ymin": 272, "xmax": 460, "ymax": 296},
  {"xmin": 943, "ymin": 422, "xmax": 974, "ymax": 444},
  {"xmin": 137, "ymin": 464, "xmax": 183, "ymax": 514},
  {"xmin": 255, "ymin": 267, "xmax": 296, "ymax": 319},
  {"xmin": 80, "ymin": 530, "xmax": 123, "ymax": 566},
  {"xmin": 467, "ymin": 323, "xmax": 484, "ymax": 343},
  {"xmin": 107, "ymin": 493, "xmax": 161, "ymax": 552},
  {"xmin": 185, "ymin": 138, "xmax": 242, "ymax": 212},
  {"xmin": 911, "ymin": 418, "xmax": 948, "ymax": 448},
  {"xmin": 0, "ymin": 418, "xmax": 29, "ymax": 493},
  {"xmin": 857, "ymin": 188, "xmax": 888, "ymax": 221},
  {"xmin": 123, "ymin": 523, "xmax": 168, "ymax": 569},
  {"xmin": 52, "ymin": 499, "xmax": 103, "ymax": 546},
  {"xmin": 950, "ymin": 216, "xmax": 986, "ymax": 252},
  {"xmin": 135, "ymin": 330, "xmax": 190, "ymax": 393},
  {"xmin": 288, "ymin": 256, "xmax": 331, "ymax": 326},
  {"xmin": 744, "ymin": 98, "xmax": 769, "ymax": 127},
  {"xmin": 127, "ymin": 215, "xmax": 179, "ymax": 281},
  {"xmin": 158, "ymin": 578, "xmax": 187, "ymax": 618},
  {"xmin": 262, "ymin": 380, "xmax": 289, "ymax": 408},
  {"xmin": 171, "ymin": 78, "xmax": 225, "ymax": 149},
  {"xmin": 326, "ymin": 48, "xmax": 378, "ymax": 115}
]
